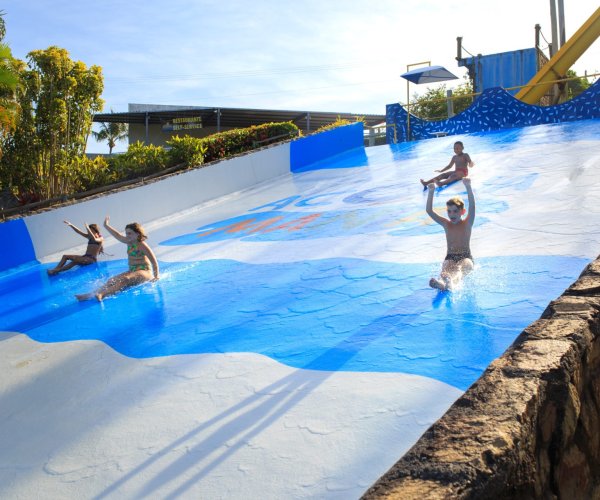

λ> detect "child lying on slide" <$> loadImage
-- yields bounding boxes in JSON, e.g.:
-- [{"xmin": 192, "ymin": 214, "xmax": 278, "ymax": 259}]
[{"xmin": 420, "ymin": 140, "xmax": 474, "ymax": 188}]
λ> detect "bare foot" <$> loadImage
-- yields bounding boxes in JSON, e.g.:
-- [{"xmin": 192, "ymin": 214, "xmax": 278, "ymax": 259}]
[
  {"xmin": 95, "ymin": 293, "xmax": 104, "ymax": 301},
  {"xmin": 75, "ymin": 293, "xmax": 93, "ymax": 301},
  {"xmin": 47, "ymin": 269, "xmax": 59, "ymax": 276},
  {"xmin": 429, "ymin": 277, "xmax": 448, "ymax": 291}
]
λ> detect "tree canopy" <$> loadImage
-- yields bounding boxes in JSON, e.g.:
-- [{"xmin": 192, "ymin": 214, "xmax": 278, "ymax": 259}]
[
  {"xmin": 565, "ymin": 69, "xmax": 591, "ymax": 100},
  {"xmin": 0, "ymin": 46, "xmax": 104, "ymax": 200},
  {"xmin": 409, "ymin": 82, "xmax": 474, "ymax": 121},
  {"xmin": 0, "ymin": 12, "xmax": 21, "ymax": 145}
]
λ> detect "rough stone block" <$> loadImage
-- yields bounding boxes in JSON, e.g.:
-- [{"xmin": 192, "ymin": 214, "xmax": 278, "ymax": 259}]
[
  {"xmin": 556, "ymin": 444, "xmax": 590, "ymax": 499},
  {"xmin": 565, "ymin": 275, "xmax": 600, "ymax": 296}
]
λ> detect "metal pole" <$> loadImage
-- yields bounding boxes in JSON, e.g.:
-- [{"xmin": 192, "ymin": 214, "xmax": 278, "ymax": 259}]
[
  {"xmin": 406, "ymin": 77, "xmax": 410, "ymax": 142},
  {"xmin": 557, "ymin": 0, "xmax": 565, "ymax": 47},
  {"xmin": 446, "ymin": 89, "xmax": 454, "ymax": 118},
  {"xmin": 549, "ymin": 0, "xmax": 558, "ymax": 57},
  {"xmin": 404, "ymin": 60, "xmax": 431, "ymax": 142}
]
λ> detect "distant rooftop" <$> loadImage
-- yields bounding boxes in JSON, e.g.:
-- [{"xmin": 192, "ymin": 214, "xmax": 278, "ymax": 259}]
[{"xmin": 93, "ymin": 104, "xmax": 386, "ymax": 134}]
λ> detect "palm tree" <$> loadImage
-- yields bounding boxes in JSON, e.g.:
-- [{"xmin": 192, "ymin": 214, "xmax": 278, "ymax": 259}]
[{"xmin": 92, "ymin": 115, "xmax": 128, "ymax": 154}]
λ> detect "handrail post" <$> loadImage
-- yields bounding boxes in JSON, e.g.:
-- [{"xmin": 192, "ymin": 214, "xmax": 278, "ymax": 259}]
[{"xmin": 446, "ymin": 89, "xmax": 454, "ymax": 118}]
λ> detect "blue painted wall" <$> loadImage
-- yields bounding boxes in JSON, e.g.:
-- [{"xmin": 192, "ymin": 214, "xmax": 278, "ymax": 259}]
[
  {"xmin": 458, "ymin": 49, "xmax": 538, "ymax": 95},
  {"xmin": 0, "ymin": 218, "xmax": 37, "ymax": 272},
  {"xmin": 387, "ymin": 79, "xmax": 600, "ymax": 143},
  {"xmin": 290, "ymin": 122, "xmax": 364, "ymax": 172}
]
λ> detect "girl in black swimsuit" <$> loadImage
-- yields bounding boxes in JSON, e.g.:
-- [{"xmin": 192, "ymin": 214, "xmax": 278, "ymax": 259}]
[{"xmin": 47, "ymin": 221, "xmax": 104, "ymax": 275}]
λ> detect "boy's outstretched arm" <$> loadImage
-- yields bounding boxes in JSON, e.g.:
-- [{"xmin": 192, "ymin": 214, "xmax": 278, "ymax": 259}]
[
  {"xmin": 435, "ymin": 158, "xmax": 454, "ymax": 173},
  {"xmin": 463, "ymin": 177, "xmax": 475, "ymax": 226},
  {"xmin": 425, "ymin": 184, "xmax": 446, "ymax": 225}
]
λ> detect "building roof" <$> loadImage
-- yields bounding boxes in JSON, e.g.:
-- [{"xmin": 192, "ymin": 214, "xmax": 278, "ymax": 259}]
[{"xmin": 93, "ymin": 105, "xmax": 386, "ymax": 134}]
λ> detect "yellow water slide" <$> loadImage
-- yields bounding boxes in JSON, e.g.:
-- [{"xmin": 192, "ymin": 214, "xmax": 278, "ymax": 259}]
[{"xmin": 515, "ymin": 6, "xmax": 600, "ymax": 104}]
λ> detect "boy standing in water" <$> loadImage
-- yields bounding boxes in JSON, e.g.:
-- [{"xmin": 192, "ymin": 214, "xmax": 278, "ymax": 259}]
[
  {"xmin": 425, "ymin": 177, "xmax": 475, "ymax": 291},
  {"xmin": 420, "ymin": 141, "xmax": 473, "ymax": 188}
]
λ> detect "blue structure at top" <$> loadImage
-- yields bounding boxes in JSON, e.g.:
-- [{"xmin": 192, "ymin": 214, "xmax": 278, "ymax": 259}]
[
  {"xmin": 387, "ymin": 79, "xmax": 600, "ymax": 143},
  {"xmin": 458, "ymin": 49, "xmax": 539, "ymax": 95}
]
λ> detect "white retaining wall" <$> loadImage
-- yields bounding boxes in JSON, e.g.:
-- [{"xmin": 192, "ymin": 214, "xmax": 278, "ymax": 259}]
[{"xmin": 24, "ymin": 142, "xmax": 291, "ymax": 261}]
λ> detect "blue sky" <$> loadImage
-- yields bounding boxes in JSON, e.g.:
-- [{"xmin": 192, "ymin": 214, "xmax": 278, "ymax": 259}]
[{"xmin": 3, "ymin": 0, "xmax": 599, "ymax": 153}]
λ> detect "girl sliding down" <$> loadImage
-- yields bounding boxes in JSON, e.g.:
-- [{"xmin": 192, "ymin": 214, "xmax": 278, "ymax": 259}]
[
  {"xmin": 75, "ymin": 216, "xmax": 159, "ymax": 301},
  {"xmin": 47, "ymin": 221, "xmax": 104, "ymax": 275}
]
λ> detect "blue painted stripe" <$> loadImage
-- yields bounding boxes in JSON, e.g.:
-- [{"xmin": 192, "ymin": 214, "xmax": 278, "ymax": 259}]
[
  {"xmin": 0, "ymin": 218, "xmax": 37, "ymax": 272},
  {"xmin": 290, "ymin": 122, "xmax": 365, "ymax": 172},
  {"xmin": 0, "ymin": 255, "xmax": 587, "ymax": 391}
]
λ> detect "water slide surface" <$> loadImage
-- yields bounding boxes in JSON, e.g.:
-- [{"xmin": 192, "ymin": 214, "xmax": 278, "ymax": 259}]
[
  {"xmin": 516, "ymin": 6, "xmax": 600, "ymax": 104},
  {"xmin": 1, "ymin": 119, "xmax": 600, "ymax": 498}
]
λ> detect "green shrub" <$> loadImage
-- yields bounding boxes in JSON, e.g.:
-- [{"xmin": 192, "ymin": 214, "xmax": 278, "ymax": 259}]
[
  {"xmin": 59, "ymin": 155, "xmax": 115, "ymax": 193},
  {"xmin": 109, "ymin": 141, "xmax": 170, "ymax": 179},
  {"xmin": 4, "ymin": 121, "xmax": 303, "ymax": 207},
  {"xmin": 159, "ymin": 121, "xmax": 300, "ymax": 168},
  {"xmin": 201, "ymin": 121, "xmax": 299, "ymax": 162},
  {"xmin": 167, "ymin": 135, "xmax": 208, "ymax": 167},
  {"xmin": 315, "ymin": 116, "xmax": 364, "ymax": 133}
]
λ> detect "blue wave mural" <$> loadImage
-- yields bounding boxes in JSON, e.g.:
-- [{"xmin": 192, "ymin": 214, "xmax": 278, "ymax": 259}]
[{"xmin": 387, "ymin": 79, "xmax": 600, "ymax": 142}]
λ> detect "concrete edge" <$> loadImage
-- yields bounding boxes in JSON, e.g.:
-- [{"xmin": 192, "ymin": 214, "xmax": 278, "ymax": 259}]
[{"xmin": 362, "ymin": 255, "xmax": 600, "ymax": 499}]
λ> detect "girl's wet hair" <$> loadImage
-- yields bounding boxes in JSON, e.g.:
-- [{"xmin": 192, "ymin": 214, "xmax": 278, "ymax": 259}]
[
  {"xmin": 446, "ymin": 196, "xmax": 465, "ymax": 210},
  {"xmin": 125, "ymin": 222, "xmax": 147, "ymax": 241}
]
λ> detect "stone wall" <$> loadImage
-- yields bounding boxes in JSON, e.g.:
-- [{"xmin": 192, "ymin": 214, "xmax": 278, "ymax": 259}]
[{"xmin": 362, "ymin": 256, "xmax": 600, "ymax": 499}]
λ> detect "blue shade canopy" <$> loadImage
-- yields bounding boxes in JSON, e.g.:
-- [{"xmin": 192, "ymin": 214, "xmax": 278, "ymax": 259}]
[{"xmin": 401, "ymin": 65, "xmax": 458, "ymax": 84}]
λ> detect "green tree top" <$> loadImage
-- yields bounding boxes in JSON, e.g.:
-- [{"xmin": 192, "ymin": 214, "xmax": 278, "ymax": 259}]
[
  {"xmin": 1, "ymin": 45, "xmax": 104, "ymax": 199},
  {"xmin": 0, "ymin": 11, "xmax": 20, "ymax": 140},
  {"xmin": 409, "ymin": 82, "xmax": 474, "ymax": 121},
  {"xmin": 26, "ymin": 46, "xmax": 104, "ymax": 158},
  {"xmin": 565, "ymin": 69, "xmax": 591, "ymax": 100},
  {"xmin": 0, "ymin": 43, "xmax": 20, "ymax": 137}
]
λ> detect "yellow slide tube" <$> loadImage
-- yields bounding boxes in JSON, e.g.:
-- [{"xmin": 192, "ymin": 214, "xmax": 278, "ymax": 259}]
[{"xmin": 515, "ymin": 6, "xmax": 600, "ymax": 104}]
